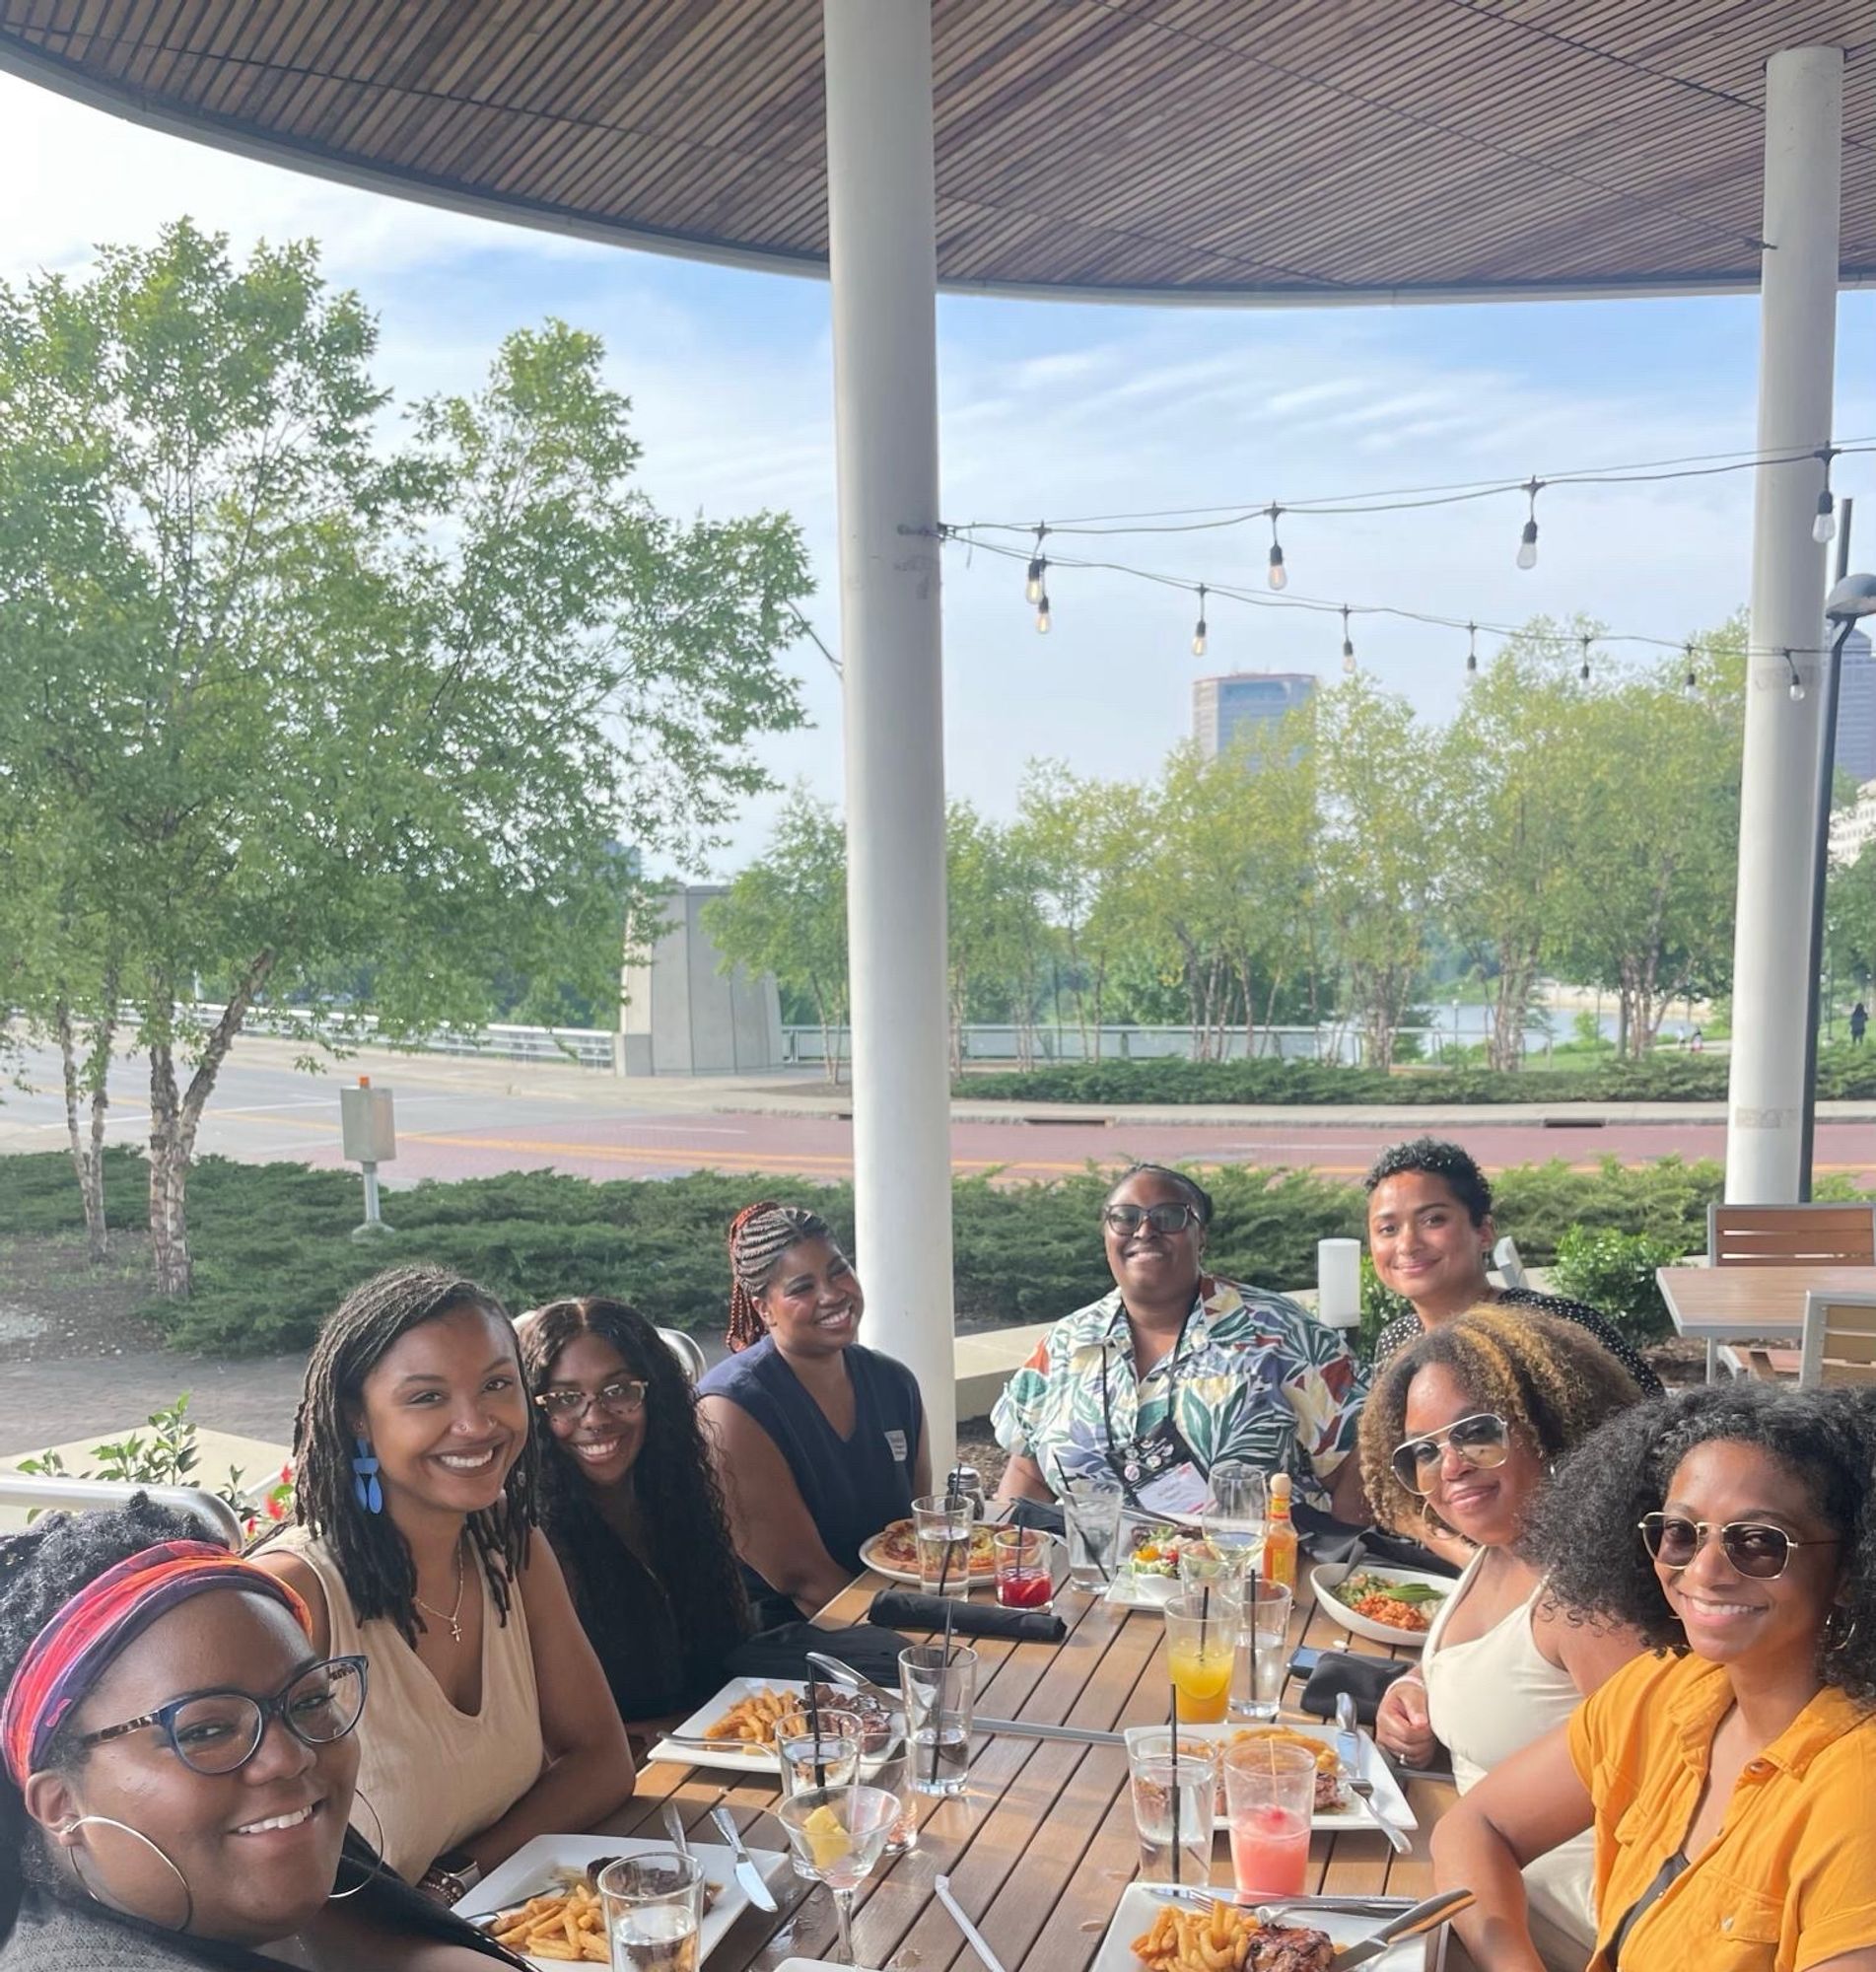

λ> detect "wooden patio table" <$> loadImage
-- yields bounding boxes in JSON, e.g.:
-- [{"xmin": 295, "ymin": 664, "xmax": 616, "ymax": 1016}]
[
  {"xmin": 591, "ymin": 1565, "xmax": 1458, "ymax": 1972},
  {"xmin": 1657, "ymin": 1264, "xmax": 1876, "ymax": 1379}
]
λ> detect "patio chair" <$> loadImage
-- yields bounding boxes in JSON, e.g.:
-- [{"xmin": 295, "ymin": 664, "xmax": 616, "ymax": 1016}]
[
  {"xmin": 1492, "ymin": 1234, "xmax": 1528, "ymax": 1291},
  {"xmin": 659, "ymin": 1325, "xmax": 709, "ymax": 1384},
  {"xmin": 1709, "ymin": 1203, "xmax": 1876, "ymax": 1379},
  {"xmin": 0, "ymin": 1472, "xmax": 243, "ymax": 1546},
  {"xmin": 1796, "ymin": 1292, "xmax": 1876, "ymax": 1389}
]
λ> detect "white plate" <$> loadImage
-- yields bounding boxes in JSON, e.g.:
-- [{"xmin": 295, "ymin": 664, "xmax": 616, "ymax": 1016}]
[
  {"xmin": 1309, "ymin": 1563, "xmax": 1451, "ymax": 1651},
  {"xmin": 1125, "ymin": 1720, "xmax": 1416, "ymax": 1835},
  {"xmin": 1092, "ymin": 1883, "xmax": 1438, "ymax": 1972},
  {"xmin": 1103, "ymin": 1566, "xmax": 1181, "ymax": 1610},
  {"xmin": 857, "ymin": 1520, "xmax": 999, "ymax": 1588},
  {"xmin": 645, "ymin": 1676, "xmax": 904, "ymax": 1776},
  {"xmin": 456, "ymin": 1833, "xmax": 770, "ymax": 1968}
]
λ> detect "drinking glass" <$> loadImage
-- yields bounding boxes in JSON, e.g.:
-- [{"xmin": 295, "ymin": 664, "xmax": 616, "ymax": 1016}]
[
  {"xmin": 1232, "ymin": 1580, "xmax": 1293, "ymax": 1723},
  {"xmin": 1163, "ymin": 1587, "xmax": 1236, "ymax": 1725},
  {"xmin": 1201, "ymin": 1461, "xmax": 1267, "ymax": 1574},
  {"xmin": 775, "ymin": 1782, "xmax": 901, "ymax": 1966},
  {"xmin": 1176, "ymin": 1542, "xmax": 1246, "ymax": 1622},
  {"xmin": 898, "ymin": 1643, "xmax": 977, "ymax": 1796},
  {"xmin": 1126, "ymin": 1729, "xmax": 1217, "ymax": 1884},
  {"xmin": 1060, "ymin": 1479, "xmax": 1123, "ymax": 1591},
  {"xmin": 596, "ymin": 1851, "xmax": 705, "ymax": 1972},
  {"xmin": 1223, "ymin": 1739, "xmax": 1316, "ymax": 1896},
  {"xmin": 911, "ymin": 1493, "xmax": 975, "ymax": 1597},
  {"xmin": 992, "ymin": 1526, "xmax": 1054, "ymax": 1610},
  {"xmin": 775, "ymin": 1711, "xmax": 863, "ymax": 1876}
]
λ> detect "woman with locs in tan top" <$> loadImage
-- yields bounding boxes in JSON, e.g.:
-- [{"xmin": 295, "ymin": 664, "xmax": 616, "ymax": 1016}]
[{"xmin": 255, "ymin": 1266, "xmax": 633, "ymax": 1896}]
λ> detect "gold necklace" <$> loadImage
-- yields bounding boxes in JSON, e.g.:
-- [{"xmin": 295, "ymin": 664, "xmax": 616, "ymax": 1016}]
[{"xmin": 414, "ymin": 1540, "xmax": 467, "ymax": 1645}]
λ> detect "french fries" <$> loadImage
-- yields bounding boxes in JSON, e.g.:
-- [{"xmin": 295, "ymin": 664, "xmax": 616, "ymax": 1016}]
[
  {"xmin": 703, "ymin": 1686, "xmax": 794, "ymax": 1745},
  {"xmin": 1132, "ymin": 1897, "xmax": 1265, "ymax": 1971},
  {"xmin": 484, "ymin": 1881, "xmax": 609, "ymax": 1962},
  {"xmin": 1229, "ymin": 1725, "xmax": 1340, "ymax": 1775}
]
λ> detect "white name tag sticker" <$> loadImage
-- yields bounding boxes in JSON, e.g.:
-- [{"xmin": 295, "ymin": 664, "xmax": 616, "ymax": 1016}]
[{"xmin": 884, "ymin": 1429, "xmax": 909, "ymax": 1462}]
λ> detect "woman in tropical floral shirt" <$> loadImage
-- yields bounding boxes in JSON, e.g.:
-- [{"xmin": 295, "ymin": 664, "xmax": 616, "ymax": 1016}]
[{"xmin": 992, "ymin": 1163, "xmax": 1369, "ymax": 1520}]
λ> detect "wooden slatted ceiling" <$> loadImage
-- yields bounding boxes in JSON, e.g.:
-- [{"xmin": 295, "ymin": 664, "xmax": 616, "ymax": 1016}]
[{"xmin": 3, "ymin": 0, "xmax": 1873, "ymax": 299}]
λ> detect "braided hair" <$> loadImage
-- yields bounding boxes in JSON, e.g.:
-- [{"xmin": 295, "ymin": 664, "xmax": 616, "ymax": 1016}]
[
  {"xmin": 725, "ymin": 1201, "xmax": 833, "ymax": 1352},
  {"xmin": 521, "ymin": 1300, "xmax": 750, "ymax": 1664},
  {"xmin": 280, "ymin": 1265, "xmax": 541, "ymax": 1647},
  {"xmin": 0, "ymin": 1498, "xmax": 203, "ymax": 1939}
]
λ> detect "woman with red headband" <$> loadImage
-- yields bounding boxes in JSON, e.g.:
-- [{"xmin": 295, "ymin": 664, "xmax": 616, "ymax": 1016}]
[
  {"xmin": 697, "ymin": 1202, "xmax": 931, "ymax": 1619},
  {"xmin": 0, "ymin": 1497, "xmax": 521, "ymax": 1969}
]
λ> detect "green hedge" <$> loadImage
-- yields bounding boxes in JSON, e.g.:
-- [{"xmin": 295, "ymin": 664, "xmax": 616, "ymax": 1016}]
[
  {"xmin": 10, "ymin": 1146, "xmax": 1861, "ymax": 1361},
  {"xmin": 956, "ymin": 1045, "xmax": 1876, "ymax": 1106}
]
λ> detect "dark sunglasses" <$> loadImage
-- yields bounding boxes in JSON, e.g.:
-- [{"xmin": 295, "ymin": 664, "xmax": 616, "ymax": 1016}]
[
  {"xmin": 1103, "ymin": 1202, "xmax": 1201, "ymax": 1235},
  {"xmin": 1389, "ymin": 1412, "xmax": 1512, "ymax": 1495},
  {"xmin": 1637, "ymin": 1513, "xmax": 1842, "ymax": 1581},
  {"xmin": 72, "ymin": 1654, "xmax": 369, "ymax": 1777}
]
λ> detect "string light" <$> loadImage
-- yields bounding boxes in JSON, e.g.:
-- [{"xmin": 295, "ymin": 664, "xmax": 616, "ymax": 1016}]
[
  {"xmin": 1684, "ymin": 642, "xmax": 1698, "ymax": 692},
  {"xmin": 1578, "ymin": 634, "xmax": 1592, "ymax": 683},
  {"xmin": 1516, "ymin": 478, "xmax": 1542, "ymax": 570},
  {"xmin": 1024, "ymin": 526, "xmax": 1049, "ymax": 605},
  {"xmin": 1191, "ymin": 585, "xmax": 1209, "ymax": 659},
  {"xmin": 1035, "ymin": 586, "xmax": 1052, "ymax": 634},
  {"xmin": 1266, "ymin": 505, "xmax": 1287, "ymax": 592},
  {"xmin": 1786, "ymin": 649, "xmax": 1805, "ymax": 701},
  {"xmin": 1341, "ymin": 605, "xmax": 1356, "ymax": 675},
  {"xmin": 1814, "ymin": 449, "xmax": 1838, "ymax": 544},
  {"xmin": 1466, "ymin": 622, "xmax": 1479, "ymax": 680}
]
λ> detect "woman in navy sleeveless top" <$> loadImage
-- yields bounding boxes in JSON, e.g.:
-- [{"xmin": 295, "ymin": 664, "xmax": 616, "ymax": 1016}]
[{"xmin": 698, "ymin": 1202, "xmax": 930, "ymax": 1619}]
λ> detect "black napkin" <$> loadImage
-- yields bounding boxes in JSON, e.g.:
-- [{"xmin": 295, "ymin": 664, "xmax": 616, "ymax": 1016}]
[
  {"xmin": 1293, "ymin": 1501, "xmax": 1464, "ymax": 1580},
  {"xmin": 725, "ymin": 1620, "xmax": 914, "ymax": 1686},
  {"xmin": 1296, "ymin": 1648, "xmax": 1412, "ymax": 1726},
  {"xmin": 869, "ymin": 1589, "xmax": 1067, "ymax": 1645}
]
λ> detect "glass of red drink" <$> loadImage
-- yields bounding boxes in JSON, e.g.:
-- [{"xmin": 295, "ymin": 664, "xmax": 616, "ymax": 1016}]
[
  {"xmin": 1223, "ymin": 1739, "xmax": 1315, "ymax": 1897},
  {"xmin": 992, "ymin": 1526, "xmax": 1054, "ymax": 1610}
]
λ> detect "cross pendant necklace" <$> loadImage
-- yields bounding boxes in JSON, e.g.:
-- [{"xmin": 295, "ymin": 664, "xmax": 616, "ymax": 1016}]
[{"xmin": 415, "ymin": 1539, "xmax": 467, "ymax": 1645}]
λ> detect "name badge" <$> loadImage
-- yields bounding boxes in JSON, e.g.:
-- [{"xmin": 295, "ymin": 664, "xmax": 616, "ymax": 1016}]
[{"xmin": 884, "ymin": 1429, "xmax": 909, "ymax": 1463}]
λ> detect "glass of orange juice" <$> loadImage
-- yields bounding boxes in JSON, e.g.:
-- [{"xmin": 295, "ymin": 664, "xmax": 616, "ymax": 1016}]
[{"xmin": 1163, "ymin": 1588, "xmax": 1235, "ymax": 1724}]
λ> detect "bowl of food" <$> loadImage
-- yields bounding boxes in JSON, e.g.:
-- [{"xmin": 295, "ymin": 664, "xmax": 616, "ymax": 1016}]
[{"xmin": 1309, "ymin": 1562, "xmax": 1450, "ymax": 1649}]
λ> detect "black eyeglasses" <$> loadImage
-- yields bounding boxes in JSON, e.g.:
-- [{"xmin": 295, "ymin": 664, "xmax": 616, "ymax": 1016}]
[
  {"xmin": 1102, "ymin": 1202, "xmax": 1201, "ymax": 1235},
  {"xmin": 535, "ymin": 1377, "xmax": 649, "ymax": 1421},
  {"xmin": 1389, "ymin": 1412, "xmax": 1512, "ymax": 1495},
  {"xmin": 1637, "ymin": 1513, "xmax": 1842, "ymax": 1581},
  {"xmin": 72, "ymin": 1654, "xmax": 369, "ymax": 1776}
]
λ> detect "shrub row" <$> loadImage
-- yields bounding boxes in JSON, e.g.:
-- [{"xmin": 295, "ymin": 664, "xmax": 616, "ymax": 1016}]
[
  {"xmin": 10, "ymin": 1146, "xmax": 1859, "ymax": 1361},
  {"xmin": 956, "ymin": 1045, "xmax": 1876, "ymax": 1106}
]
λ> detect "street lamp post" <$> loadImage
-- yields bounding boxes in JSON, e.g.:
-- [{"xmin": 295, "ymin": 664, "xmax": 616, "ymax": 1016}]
[{"xmin": 1799, "ymin": 569, "xmax": 1876, "ymax": 1198}]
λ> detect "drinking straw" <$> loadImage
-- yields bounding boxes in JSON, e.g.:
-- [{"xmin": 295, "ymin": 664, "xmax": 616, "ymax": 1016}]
[
  {"xmin": 1201, "ymin": 1584, "xmax": 1211, "ymax": 1655},
  {"xmin": 1247, "ymin": 1578, "xmax": 1260, "ymax": 1718},
  {"xmin": 808, "ymin": 1680, "xmax": 825, "ymax": 1789},
  {"xmin": 931, "ymin": 1601, "xmax": 959, "ymax": 1789},
  {"xmin": 1167, "ymin": 1682, "xmax": 1181, "ymax": 1884}
]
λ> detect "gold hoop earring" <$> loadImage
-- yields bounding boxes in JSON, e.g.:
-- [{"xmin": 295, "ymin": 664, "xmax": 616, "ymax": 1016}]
[
  {"xmin": 56, "ymin": 1814, "xmax": 194, "ymax": 1932},
  {"xmin": 325, "ymin": 1787, "xmax": 387, "ymax": 1902}
]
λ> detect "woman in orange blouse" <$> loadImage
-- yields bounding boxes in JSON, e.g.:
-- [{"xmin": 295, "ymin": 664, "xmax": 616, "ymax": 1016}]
[{"xmin": 1432, "ymin": 1383, "xmax": 1876, "ymax": 1972}]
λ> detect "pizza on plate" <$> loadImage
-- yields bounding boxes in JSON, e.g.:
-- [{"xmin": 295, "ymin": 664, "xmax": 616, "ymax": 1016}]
[{"xmin": 866, "ymin": 1516, "xmax": 1000, "ymax": 1579}]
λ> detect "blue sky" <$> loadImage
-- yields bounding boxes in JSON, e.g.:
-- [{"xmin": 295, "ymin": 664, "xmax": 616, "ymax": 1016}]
[{"xmin": 6, "ymin": 69, "xmax": 1872, "ymax": 875}]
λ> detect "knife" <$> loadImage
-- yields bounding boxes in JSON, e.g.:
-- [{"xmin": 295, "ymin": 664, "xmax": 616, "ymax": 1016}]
[
  {"xmin": 1329, "ymin": 1889, "xmax": 1474, "ymax": 1970},
  {"xmin": 970, "ymin": 1716, "xmax": 1126, "ymax": 1747},
  {"xmin": 1335, "ymin": 1692, "xmax": 1411, "ymax": 1856},
  {"xmin": 660, "ymin": 1802, "xmax": 691, "ymax": 1859},
  {"xmin": 708, "ymin": 1805, "xmax": 778, "ymax": 1913},
  {"xmin": 1147, "ymin": 1888, "xmax": 1412, "ymax": 1920}
]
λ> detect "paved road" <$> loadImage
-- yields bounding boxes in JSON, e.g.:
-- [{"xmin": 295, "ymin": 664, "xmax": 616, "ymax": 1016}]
[{"xmin": 5, "ymin": 1038, "xmax": 1873, "ymax": 1184}]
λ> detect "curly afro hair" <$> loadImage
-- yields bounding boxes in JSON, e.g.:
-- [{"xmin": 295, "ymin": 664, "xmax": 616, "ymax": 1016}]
[
  {"xmin": 1362, "ymin": 1138, "xmax": 1493, "ymax": 1227},
  {"xmin": 1358, "ymin": 1304, "xmax": 1642, "ymax": 1536},
  {"xmin": 1531, "ymin": 1382, "xmax": 1876, "ymax": 1704},
  {"xmin": 0, "ymin": 1498, "xmax": 209, "ymax": 1935}
]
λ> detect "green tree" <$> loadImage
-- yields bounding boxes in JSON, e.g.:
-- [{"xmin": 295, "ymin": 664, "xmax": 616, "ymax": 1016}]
[
  {"xmin": 1827, "ymin": 848, "xmax": 1876, "ymax": 995},
  {"xmin": 703, "ymin": 789, "xmax": 850, "ymax": 1083},
  {"xmin": 0, "ymin": 221, "xmax": 812, "ymax": 1293}
]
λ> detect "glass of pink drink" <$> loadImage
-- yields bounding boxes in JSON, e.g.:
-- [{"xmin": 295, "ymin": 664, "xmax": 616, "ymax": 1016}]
[{"xmin": 1223, "ymin": 1740, "xmax": 1316, "ymax": 1897}]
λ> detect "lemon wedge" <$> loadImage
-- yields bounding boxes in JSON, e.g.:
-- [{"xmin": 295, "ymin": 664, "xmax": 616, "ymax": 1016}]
[{"xmin": 802, "ymin": 1802, "xmax": 853, "ymax": 1872}]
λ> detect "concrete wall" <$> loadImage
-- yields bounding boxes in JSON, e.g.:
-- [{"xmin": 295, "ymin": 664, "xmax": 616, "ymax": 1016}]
[{"xmin": 620, "ymin": 884, "xmax": 784, "ymax": 1075}]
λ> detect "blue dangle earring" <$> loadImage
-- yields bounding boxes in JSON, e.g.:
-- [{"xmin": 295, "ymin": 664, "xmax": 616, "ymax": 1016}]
[{"xmin": 352, "ymin": 1438, "xmax": 383, "ymax": 1514}]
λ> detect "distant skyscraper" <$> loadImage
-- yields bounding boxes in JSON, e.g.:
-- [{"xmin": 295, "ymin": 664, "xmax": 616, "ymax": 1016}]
[
  {"xmin": 1836, "ymin": 628, "xmax": 1876, "ymax": 788},
  {"xmin": 1192, "ymin": 671, "xmax": 1317, "ymax": 765}
]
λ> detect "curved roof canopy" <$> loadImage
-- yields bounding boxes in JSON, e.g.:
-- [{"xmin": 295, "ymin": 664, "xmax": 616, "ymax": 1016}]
[{"xmin": 3, "ymin": 0, "xmax": 1872, "ymax": 305}]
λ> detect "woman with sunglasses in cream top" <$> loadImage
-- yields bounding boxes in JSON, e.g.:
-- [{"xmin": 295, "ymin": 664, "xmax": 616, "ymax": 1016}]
[
  {"xmin": 1434, "ymin": 1381, "xmax": 1876, "ymax": 1972},
  {"xmin": 1358, "ymin": 1305, "xmax": 1646, "ymax": 1972}
]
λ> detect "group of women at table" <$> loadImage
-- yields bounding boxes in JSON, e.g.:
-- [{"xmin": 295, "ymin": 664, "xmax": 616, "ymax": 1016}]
[{"xmin": 1, "ymin": 1138, "xmax": 1873, "ymax": 1972}]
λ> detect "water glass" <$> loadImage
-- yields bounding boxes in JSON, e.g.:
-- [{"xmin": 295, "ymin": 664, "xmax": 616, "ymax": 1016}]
[
  {"xmin": 1127, "ymin": 1729, "xmax": 1217, "ymax": 1884},
  {"xmin": 911, "ymin": 1492, "xmax": 975, "ymax": 1597},
  {"xmin": 1201, "ymin": 1461, "xmax": 1267, "ymax": 1573},
  {"xmin": 993, "ymin": 1526, "xmax": 1054, "ymax": 1610},
  {"xmin": 1232, "ymin": 1580, "xmax": 1293, "ymax": 1723},
  {"xmin": 596, "ymin": 1851, "xmax": 705, "ymax": 1972},
  {"xmin": 1176, "ymin": 1543, "xmax": 1246, "ymax": 1620},
  {"xmin": 1222, "ymin": 1738, "xmax": 1316, "ymax": 1896},
  {"xmin": 1060, "ymin": 1479, "xmax": 1123, "ymax": 1590},
  {"xmin": 776, "ymin": 1711, "xmax": 863, "ymax": 1875},
  {"xmin": 1163, "ymin": 1586, "xmax": 1236, "ymax": 1725},
  {"xmin": 899, "ymin": 1643, "xmax": 977, "ymax": 1796}
]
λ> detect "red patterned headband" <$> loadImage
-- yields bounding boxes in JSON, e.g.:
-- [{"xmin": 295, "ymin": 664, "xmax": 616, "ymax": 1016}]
[{"xmin": 1, "ymin": 1539, "xmax": 312, "ymax": 1785}]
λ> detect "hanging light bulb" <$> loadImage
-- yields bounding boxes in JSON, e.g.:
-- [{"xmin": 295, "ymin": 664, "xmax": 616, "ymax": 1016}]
[
  {"xmin": 1035, "ymin": 589, "xmax": 1052, "ymax": 635},
  {"xmin": 1578, "ymin": 634, "xmax": 1592, "ymax": 683},
  {"xmin": 1684, "ymin": 642, "xmax": 1699, "ymax": 692},
  {"xmin": 1465, "ymin": 623, "xmax": 1479, "ymax": 680},
  {"xmin": 1341, "ymin": 605, "xmax": 1355, "ymax": 675},
  {"xmin": 1267, "ymin": 504, "xmax": 1287, "ymax": 592},
  {"xmin": 1024, "ymin": 526, "xmax": 1049, "ymax": 604},
  {"xmin": 1786, "ymin": 649, "xmax": 1805, "ymax": 701},
  {"xmin": 1814, "ymin": 490, "xmax": 1837, "ymax": 545},
  {"xmin": 1190, "ymin": 585, "xmax": 1209, "ymax": 659},
  {"xmin": 1516, "ymin": 478, "xmax": 1542, "ymax": 571}
]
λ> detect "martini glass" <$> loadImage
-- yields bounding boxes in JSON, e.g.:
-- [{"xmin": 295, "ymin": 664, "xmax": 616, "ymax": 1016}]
[{"xmin": 774, "ymin": 1782, "xmax": 901, "ymax": 1966}]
